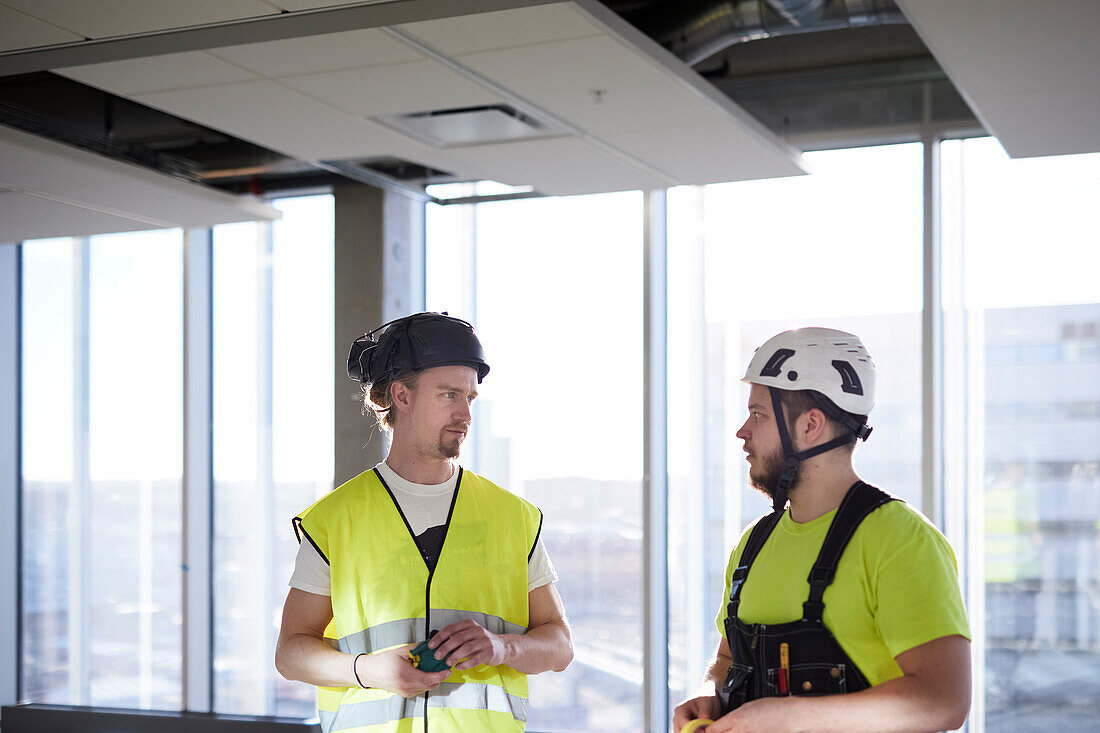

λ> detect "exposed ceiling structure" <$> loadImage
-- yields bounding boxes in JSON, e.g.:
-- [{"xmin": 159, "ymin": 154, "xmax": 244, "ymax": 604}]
[{"xmin": 0, "ymin": 0, "xmax": 1096, "ymax": 239}]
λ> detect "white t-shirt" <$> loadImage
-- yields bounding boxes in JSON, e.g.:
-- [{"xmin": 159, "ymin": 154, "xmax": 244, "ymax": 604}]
[{"xmin": 289, "ymin": 461, "xmax": 557, "ymax": 596}]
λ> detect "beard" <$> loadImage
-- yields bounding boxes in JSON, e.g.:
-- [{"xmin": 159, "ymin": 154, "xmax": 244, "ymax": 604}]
[
  {"xmin": 435, "ymin": 425, "xmax": 466, "ymax": 459},
  {"xmin": 749, "ymin": 446, "xmax": 799, "ymax": 501}
]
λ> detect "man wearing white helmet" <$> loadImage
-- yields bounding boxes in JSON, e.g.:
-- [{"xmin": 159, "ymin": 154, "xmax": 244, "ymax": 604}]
[{"xmin": 674, "ymin": 328, "xmax": 971, "ymax": 733}]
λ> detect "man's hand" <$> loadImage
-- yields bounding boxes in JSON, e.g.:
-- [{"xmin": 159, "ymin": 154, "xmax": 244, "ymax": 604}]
[
  {"xmin": 428, "ymin": 619, "xmax": 511, "ymax": 671},
  {"xmin": 357, "ymin": 645, "xmax": 451, "ymax": 698},
  {"xmin": 704, "ymin": 698, "xmax": 792, "ymax": 733},
  {"xmin": 673, "ymin": 693, "xmax": 721, "ymax": 732}
]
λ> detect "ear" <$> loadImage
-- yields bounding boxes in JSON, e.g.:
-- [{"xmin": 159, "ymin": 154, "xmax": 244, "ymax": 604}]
[
  {"xmin": 798, "ymin": 408, "xmax": 830, "ymax": 446},
  {"xmin": 390, "ymin": 380, "xmax": 414, "ymax": 416}
]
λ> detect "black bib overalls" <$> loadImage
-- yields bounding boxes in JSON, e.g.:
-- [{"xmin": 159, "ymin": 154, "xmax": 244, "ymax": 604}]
[{"xmin": 719, "ymin": 482, "xmax": 895, "ymax": 714}]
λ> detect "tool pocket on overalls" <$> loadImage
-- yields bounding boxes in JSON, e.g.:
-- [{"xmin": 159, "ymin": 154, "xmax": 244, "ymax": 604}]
[
  {"xmin": 788, "ymin": 662, "xmax": 848, "ymax": 696},
  {"xmin": 762, "ymin": 667, "xmax": 783, "ymax": 696},
  {"xmin": 718, "ymin": 662, "xmax": 753, "ymax": 712}
]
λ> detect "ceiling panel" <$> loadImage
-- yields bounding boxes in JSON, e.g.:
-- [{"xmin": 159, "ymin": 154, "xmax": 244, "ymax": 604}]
[
  {"xmin": 281, "ymin": 58, "xmax": 504, "ymax": 117},
  {"xmin": 454, "ymin": 31, "xmax": 804, "ymax": 181},
  {"xmin": 3, "ymin": 0, "xmax": 278, "ymax": 39},
  {"xmin": 134, "ymin": 80, "xmax": 432, "ymax": 161},
  {"xmin": 0, "ymin": 190, "xmax": 154, "ymax": 242},
  {"xmin": 897, "ymin": 0, "xmax": 1100, "ymax": 157},
  {"xmin": 0, "ymin": 5, "xmax": 82, "ymax": 52},
  {"xmin": 395, "ymin": 3, "xmax": 602, "ymax": 56},
  {"xmin": 209, "ymin": 28, "xmax": 423, "ymax": 77},
  {"xmin": 966, "ymin": 90, "xmax": 1100, "ymax": 159},
  {"xmin": 58, "ymin": 52, "xmax": 257, "ymax": 95},
  {"xmin": 456, "ymin": 35, "xmax": 715, "ymax": 135},
  {"xmin": 446, "ymin": 136, "xmax": 668, "ymax": 195},
  {"xmin": 0, "ymin": 125, "xmax": 279, "ymax": 241},
  {"xmin": 266, "ymin": 0, "xmax": 372, "ymax": 10},
  {"xmin": 613, "ymin": 124, "xmax": 804, "ymax": 185},
  {"xmin": 33, "ymin": 0, "xmax": 806, "ymax": 195}
]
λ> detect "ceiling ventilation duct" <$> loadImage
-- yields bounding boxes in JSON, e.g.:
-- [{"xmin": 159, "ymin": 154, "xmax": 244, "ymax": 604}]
[{"xmin": 620, "ymin": 0, "xmax": 909, "ymax": 66}]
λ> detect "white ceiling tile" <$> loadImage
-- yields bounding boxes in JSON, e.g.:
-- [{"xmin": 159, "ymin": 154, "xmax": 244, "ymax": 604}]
[
  {"xmin": 898, "ymin": 0, "xmax": 1100, "ymax": 156},
  {"xmin": 208, "ymin": 28, "xmax": 423, "ymax": 77},
  {"xmin": 281, "ymin": 59, "xmax": 503, "ymax": 117},
  {"xmin": 970, "ymin": 89, "xmax": 1100, "ymax": 159},
  {"xmin": 395, "ymin": 3, "xmax": 602, "ymax": 56},
  {"xmin": 446, "ymin": 136, "xmax": 669, "ymax": 195},
  {"xmin": 456, "ymin": 36, "xmax": 722, "ymax": 136},
  {"xmin": 57, "ymin": 52, "xmax": 257, "ymax": 95},
  {"xmin": 0, "ymin": 191, "xmax": 154, "ymax": 241},
  {"xmin": 0, "ymin": 6, "xmax": 82, "ymax": 52},
  {"xmin": 0, "ymin": 126, "xmax": 278, "ymax": 241},
  {"xmin": 134, "ymin": 79, "xmax": 428, "ymax": 161},
  {"xmin": 3, "ymin": 0, "xmax": 279, "ymax": 39},
  {"xmin": 265, "ymin": 0, "xmax": 369, "ymax": 10},
  {"xmin": 614, "ymin": 124, "xmax": 806, "ymax": 184},
  {"xmin": 899, "ymin": 1, "xmax": 1100, "ymax": 97}
]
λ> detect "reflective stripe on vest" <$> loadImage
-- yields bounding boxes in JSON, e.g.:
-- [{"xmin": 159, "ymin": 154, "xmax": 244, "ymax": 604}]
[
  {"xmin": 337, "ymin": 610, "xmax": 528, "ymax": 655},
  {"xmin": 295, "ymin": 467, "xmax": 542, "ymax": 732},
  {"xmin": 320, "ymin": 682, "xmax": 531, "ymax": 731}
]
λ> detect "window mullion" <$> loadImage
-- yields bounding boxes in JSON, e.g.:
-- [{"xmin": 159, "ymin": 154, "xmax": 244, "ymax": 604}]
[
  {"xmin": 643, "ymin": 189, "xmax": 669, "ymax": 733},
  {"xmin": 258, "ymin": 219, "xmax": 277, "ymax": 714},
  {"xmin": 70, "ymin": 236, "xmax": 91, "ymax": 706},
  {"xmin": 183, "ymin": 228, "xmax": 214, "ymax": 713},
  {"xmin": 1, "ymin": 243, "xmax": 21, "ymax": 710}
]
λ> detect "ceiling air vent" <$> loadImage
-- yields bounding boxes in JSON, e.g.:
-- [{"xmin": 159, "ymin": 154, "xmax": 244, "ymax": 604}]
[{"xmin": 375, "ymin": 104, "xmax": 565, "ymax": 148}]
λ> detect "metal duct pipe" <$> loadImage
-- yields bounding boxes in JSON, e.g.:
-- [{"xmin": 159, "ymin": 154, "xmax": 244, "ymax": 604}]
[{"xmin": 634, "ymin": 0, "xmax": 909, "ymax": 66}]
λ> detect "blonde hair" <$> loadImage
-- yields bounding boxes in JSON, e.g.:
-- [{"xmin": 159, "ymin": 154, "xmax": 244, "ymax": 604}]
[{"xmin": 362, "ymin": 371, "xmax": 421, "ymax": 432}]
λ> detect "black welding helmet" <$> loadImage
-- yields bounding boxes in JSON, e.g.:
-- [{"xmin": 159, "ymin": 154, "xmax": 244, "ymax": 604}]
[{"xmin": 347, "ymin": 312, "xmax": 490, "ymax": 385}]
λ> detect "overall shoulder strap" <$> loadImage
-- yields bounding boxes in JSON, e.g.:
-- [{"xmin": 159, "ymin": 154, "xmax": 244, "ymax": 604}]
[
  {"xmin": 803, "ymin": 482, "xmax": 894, "ymax": 621},
  {"xmin": 727, "ymin": 510, "xmax": 784, "ymax": 617}
]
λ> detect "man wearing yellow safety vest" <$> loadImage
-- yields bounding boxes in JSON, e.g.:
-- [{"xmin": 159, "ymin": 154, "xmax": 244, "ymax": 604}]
[
  {"xmin": 674, "ymin": 328, "xmax": 971, "ymax": 733},
  {"xmin": 275, "ymin": 312, "xmax": 573, "ymax": 733}
]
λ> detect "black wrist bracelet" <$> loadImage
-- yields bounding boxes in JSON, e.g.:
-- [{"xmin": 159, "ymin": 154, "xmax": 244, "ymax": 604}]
[{"xmin": 353, "ymin": 652, "xmax": 368, "ymax": 688}]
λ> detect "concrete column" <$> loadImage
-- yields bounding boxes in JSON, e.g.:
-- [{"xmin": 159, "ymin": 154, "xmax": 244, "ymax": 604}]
[{"xmin": 334, "ymin": 184, "xmax": 425, "ymax": 486}]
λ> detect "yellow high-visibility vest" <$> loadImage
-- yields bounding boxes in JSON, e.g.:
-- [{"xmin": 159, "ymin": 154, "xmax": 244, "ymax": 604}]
[{"xmin": 294, "ymin": 467, "xmax": 542, "ymax": 733}]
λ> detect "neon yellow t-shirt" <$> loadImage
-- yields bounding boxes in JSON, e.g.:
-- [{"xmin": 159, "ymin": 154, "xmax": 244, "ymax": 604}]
[{"xmin": 716, "ymin": 499, "xmax": 971, "ymax": 686}]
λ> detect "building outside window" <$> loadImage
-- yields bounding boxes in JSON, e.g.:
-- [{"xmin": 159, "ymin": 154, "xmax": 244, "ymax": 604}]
[
  {"xmin": 19, "ymin": 194, "xmax": 334, "ymax": 718},
  {"xmin": 942, "ymin": 138, "xmax": 1100, "ymax": 730},
  {"xmin": 213, "ymin": 194, "xmax": 335, "ymax": 717},
  {"xmin": 666, "ymin": 142, "xmax": 924, "ymax": 713},
  {"xmin": 428, "ymin": 190, "xmax": 645, "ymax": 732},
  {"xmin": 21, "ymin": 229, "xmax": 185, "ymax": 709}
]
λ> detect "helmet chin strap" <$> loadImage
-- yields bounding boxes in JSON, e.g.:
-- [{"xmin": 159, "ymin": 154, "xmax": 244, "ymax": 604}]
[{"xmin": 768, "ymin": 387, "xmax": 857, "ymax": 513}]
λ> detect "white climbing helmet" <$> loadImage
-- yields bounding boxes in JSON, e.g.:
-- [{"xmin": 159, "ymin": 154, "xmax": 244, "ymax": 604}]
[{"xmin": 742, "ymin": 327, "xmax": 876, "ymax": 418}]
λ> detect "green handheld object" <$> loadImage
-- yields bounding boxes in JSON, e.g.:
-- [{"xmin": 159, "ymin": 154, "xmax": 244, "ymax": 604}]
[{"xmin": 409, "ymin": 639, "xmax": 451, "ymax": 673}]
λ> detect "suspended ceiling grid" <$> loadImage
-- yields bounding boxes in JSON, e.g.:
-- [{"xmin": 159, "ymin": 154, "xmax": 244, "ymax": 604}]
[{"xmin": 19, "ymin": 0, "xmax": 808, "ymax": 196}]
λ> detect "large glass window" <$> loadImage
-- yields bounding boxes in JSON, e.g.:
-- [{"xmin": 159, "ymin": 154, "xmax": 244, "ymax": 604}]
[
  {"xmin": 427, "ymin": 191, "xmax": 645, "ymax": 732},
  {"xmin": 666, "ymin": 143, "xmax": 925, "ymax": 711},
  {"xmin": 21, "ymin": 230, "xmax": 184, "ymax": 709},
  {"xmin": 212, "ymin": 194, "xmax": 334, "ymax": 717},
  {"xmin": 18, "ymin": 138, "xmax": 1100, "ymax": 733},
  {"xmin": 942, "ymin": 138, "xmax": 1100, "ymax": 730}
]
